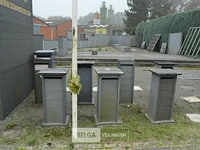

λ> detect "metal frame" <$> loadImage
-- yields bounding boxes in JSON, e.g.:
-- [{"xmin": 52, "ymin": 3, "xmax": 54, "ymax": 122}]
[
  {"xmin": 147, "ymin": 34, "xmax": 161, "ymax": 52},
  {"xmin": 179, "ymin": 27, "xmax": 200, "ymax": 57},
  {"xmin": 187, "ymin": 29, "xmax": 200, "ymax": 56}
]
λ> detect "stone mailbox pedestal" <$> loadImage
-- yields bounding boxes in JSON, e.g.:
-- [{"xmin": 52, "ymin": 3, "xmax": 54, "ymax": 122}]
[
  {"xmin": 154, "ymin": 61, "xmax": 177, "ymax": 69},
  {"xmin": 117, "ymin": 59, "xmax": 135, "ymax": 104},
  {"xmin": 34, "ymin": 50, "xmax": 55, "ymax": 67},
  {"xmin": 94, "ymin": 68, "xmax": 124, "ymax": 126},
  {"xmin": 145, "ymin": 69, "xmax": 181, "ymax": 124},
  {"xmin": 78, "ymin": 61, "xmax": 95, "ymax": 104},
  {"xmin": 34, "ymin": 58, "xmax": 52, "ymax": 103},
  {"xmin": 39, "ymin": 68, "xmax": 69, "ymax": 126}
]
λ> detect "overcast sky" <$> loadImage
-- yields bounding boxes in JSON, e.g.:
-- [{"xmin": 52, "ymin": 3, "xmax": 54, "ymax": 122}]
[{"xmin": 32, "ymin": 0, "xmax": 128, "ymax": 19}]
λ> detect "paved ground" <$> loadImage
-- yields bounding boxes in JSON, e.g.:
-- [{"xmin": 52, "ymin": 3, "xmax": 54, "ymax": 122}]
[{"xmin": 55, "ymin": 47, "xmax": 200, "ymax": 63}]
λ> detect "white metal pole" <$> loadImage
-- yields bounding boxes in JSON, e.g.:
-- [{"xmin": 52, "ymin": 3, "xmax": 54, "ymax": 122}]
[{"xmin": 72, "ymin": 0, "xmax": 78, "ymax": 139}]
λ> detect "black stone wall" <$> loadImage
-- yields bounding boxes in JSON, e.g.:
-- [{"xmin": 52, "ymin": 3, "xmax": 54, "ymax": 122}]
[{"xmin": 0, "ymin": 0, "xmax": 34, "ymax": 119}]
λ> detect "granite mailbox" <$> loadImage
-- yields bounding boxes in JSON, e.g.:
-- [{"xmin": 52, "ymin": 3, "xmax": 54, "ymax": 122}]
[
  {"xmin": 78, "ymin": 61, "xmax": 95, "ymax": 104},
  {"xmin": 94, "ymin": 68, "xmax": 124, "ymax": 126},
  {"xmin": 146, "ymin": 69, "xmax": 181, "ymax": 124},
  {"xmin": 39, "ymin": 68, "xmax": 69, "ymax": 126},
  {"xmin": 34, "ymin": 58, "xmax": 53, "ymax": 103},
  {"xmin": 34, "ymin": 50, "xmax": 55, "ymax": 67},
  {"xmin": 154, "ymin": 61, "xmax": 177, "ymax": 70},
  {"xmin": 117, "ymin": 59, "xmax": 135, "ymax": 104}
]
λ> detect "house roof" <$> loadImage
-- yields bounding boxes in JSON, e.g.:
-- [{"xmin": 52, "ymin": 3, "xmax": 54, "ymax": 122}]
[
  {"xmin": 33, "ymin": 23, "xmax": 47, "ymax": 27},
  {"xmin": 80, "ymin": 24, "xmax": 110, "ymax": 29},
  {"xmin": 33, "ymin": 16, "xmax": 50, "ymax": 26},
  {"xmin": 45, "ymin": 19, "xmax": 71, "ymax": 27}
]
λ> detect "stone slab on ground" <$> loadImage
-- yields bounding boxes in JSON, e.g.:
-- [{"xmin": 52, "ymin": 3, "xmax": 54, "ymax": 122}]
[
  {"xmin": 134, "ymin": 86, "xmax": 143, "ymax": 91},
  {"xmin": 181, "ymin": 96, "xmax": 200, "ymax": 103},
  {"xmin": 180, "ymin": 86, "xmax": 197, "ymax": 91},
  {"xmin": 186, "ymin": 114, "xmax": 200, "ymax": 122},
  {"xmin": 168, "ymin": 33, "xmax": 183, "ymax": 55}
]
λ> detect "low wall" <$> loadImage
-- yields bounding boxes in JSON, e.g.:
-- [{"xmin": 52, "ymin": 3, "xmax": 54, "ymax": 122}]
[
  {"xmin": 34, "ymin": 34, "xmax": 44, "ymax": 50},
  {"xmin": 57, "ymin": 35, "xmax": 132, "ymax": 57},
  {"xmin": 44, "ymin": 40, "xmax": 58, "ymax": 50}
]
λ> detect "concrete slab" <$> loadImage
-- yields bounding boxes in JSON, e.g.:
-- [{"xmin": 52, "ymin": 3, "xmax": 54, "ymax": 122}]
[
  {"xmin": 186, "ymin": 114, "xmax": 200, "ymax": 122},
  {"xmin": 92, "ymin": 86, "xmax": 143, "ymax": 92},
  {"xmin": 134, "ymin": 86, "xmax": 143, "ymax": 91},
  {"xmin": 168, "ymin": 33, "xmax": 183, "ymax": 55},
  {"xmin": 66, "ymin": 87, "xmax": 70, "ymax": 91},
  {"xmin": 180, "ymin": 86, "xmax": 197, "ymax": 91},
  {"xmin": 181, "ymin": 96, "xmax": 200, "ymax": 103},
  {"xmin": 93, "ymin": 87, "xmax": 97, "ymax": 92}
]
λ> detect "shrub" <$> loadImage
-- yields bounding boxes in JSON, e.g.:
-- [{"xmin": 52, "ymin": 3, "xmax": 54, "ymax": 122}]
[{"xmin": 135, "ymin": 9, "xmax": 200, "ymax": 50}]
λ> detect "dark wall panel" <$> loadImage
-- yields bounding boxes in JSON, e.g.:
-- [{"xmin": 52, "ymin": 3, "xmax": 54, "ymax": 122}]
[{"xmin": 0, "ymin": 0, "xmax": 34, "ymax": 119}]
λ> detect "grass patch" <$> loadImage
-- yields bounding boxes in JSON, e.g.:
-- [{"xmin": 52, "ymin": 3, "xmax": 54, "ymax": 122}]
[
  {"xmin": 180, "ymin": 67, "xmax": 200, "ymax": 70},
  {"xmin": 6, "ymin": 122, "xmax": 17, "ymax": 129},
  {"xmin": 98, "ymin": 47, "xmax": 102, "ymax": 51},
  {"xmin": 69, "ymin": 142, "xmax": 74, "ymax": 149},
  {"xmin": 27, "ymin": 138, "xmax": 37, "ymax": 146},
  {"xmin": 117, "ymin": 104, "xmax": 200, "ymax": 143}
]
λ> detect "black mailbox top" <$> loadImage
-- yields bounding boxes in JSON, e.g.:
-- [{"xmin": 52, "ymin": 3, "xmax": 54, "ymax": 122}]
[
  {"xmin": 149, "ymin": 69, "xmax": 182, "ymax": 76},
  {"xmin": 118, "ymin": 59, "xmax": 135, "ymax": 65},
  {"xmin": 77, "ymin": 61, "xmax": 95, "ymax": 64},
  {"xmin": 34, "ymin": 50, "xmax": 55, "ymax": 55},
  {"xmin": 38, "ymin": 68, "xmax": 69, "ymax": 76},
  {"xmin": 95, "ymin": 68, "xmax": 124, "ymax": 75},
  {"xmin": 34, "ymin": 58, "xmax": 52, "ymax": 64},
  {"xmin": 153, "ymin": 61, "xmax": 177, "ymax": 65}
]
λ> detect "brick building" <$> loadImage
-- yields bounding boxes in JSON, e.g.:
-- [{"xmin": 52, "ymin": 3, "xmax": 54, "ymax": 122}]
[{"xmin": 33, "ymin": 17, "xmax": 84, "ymax": 40}]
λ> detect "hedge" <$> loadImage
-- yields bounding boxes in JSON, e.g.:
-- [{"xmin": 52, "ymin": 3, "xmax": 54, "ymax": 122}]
[{"xmin": 135, "ymin": 9, "xmax": 200, "ymax": 51}]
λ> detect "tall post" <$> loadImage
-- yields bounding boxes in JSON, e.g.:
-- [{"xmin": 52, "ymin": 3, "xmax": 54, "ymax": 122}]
[{"xmin": 72, "ymin": 0, "xmax": 78, "ymax": 139}]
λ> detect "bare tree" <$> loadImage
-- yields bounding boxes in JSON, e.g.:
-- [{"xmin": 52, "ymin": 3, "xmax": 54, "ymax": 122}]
[
  {"xmin": 184, "ymin": 0, "xmax": 200, "ymax": 11},
  {"xmin": 169, "ymin": 0, "xmax": 200, "ymax": 13},
  {"xmin": 47, "ymin": 16, "xmax": 71, "ymax": 21}
]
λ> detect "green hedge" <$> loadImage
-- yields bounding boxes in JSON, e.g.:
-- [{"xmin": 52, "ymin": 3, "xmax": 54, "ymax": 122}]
[{"xmin": 135, "ymin": 9, "xmax": 200, "ymax": 51}]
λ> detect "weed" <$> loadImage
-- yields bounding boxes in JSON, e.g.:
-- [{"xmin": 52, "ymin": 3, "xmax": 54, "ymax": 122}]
[
  {"xmin": 156, "ymin": 142, "xmax": 163, "ymax": 146},
  {"xmin": 15, "ymin": 148, "xmax": 26, "ymax": 150},
  {"xmin": 56, "ymin": 62, "xmax": 62, "ymax": 66},
  {"xmin": 6, "ymin": 122, "xmax": 17, "ymax": 129},
  {"xmin": 98, "ymin": 47, "xmax": 102, "ymax": 51},
  {"xmin": 124, "ymin": 146, "xmax": 130, "ymax": 149},
  {"xmin": 198, "ymin": 107, "xmax": 200, "ymax": 112},
  {"xmin": 69, "ymin": 142, "xmax": 74, "ymax": 149},
  {"xmin": 27, "ymin": 138, "xmax": 37, "ymax": 146}
]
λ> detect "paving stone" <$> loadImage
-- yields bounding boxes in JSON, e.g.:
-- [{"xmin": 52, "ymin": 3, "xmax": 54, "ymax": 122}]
[
  {"xmin": 181, "ymin": 96, "xmax": 200, "ymax": 103},
  {"xmin": 186, "ymin": 114, "xmax": 200, "ymax": 122}
]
